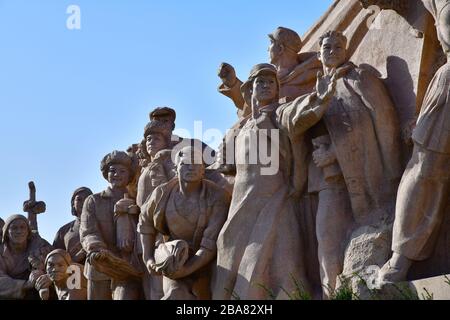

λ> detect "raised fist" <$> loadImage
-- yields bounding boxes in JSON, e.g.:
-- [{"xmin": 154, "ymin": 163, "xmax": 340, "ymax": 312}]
[{"xmin": 218, "ymin": 62, "xmax": 237, "ymax": 88}]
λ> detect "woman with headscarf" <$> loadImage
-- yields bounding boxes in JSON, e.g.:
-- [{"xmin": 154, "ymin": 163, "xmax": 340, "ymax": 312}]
[
  {"xmin": 0, "ymin": 214, "xmax": 52, "ymax": 299},
  {"xmin": 53, "ymin": 187, "xmax": 93, "ymax": 264}
]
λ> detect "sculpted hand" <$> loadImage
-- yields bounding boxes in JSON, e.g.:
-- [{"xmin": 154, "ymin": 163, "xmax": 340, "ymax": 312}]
[
  {"xmin": 313, "ymin": 146, "xmax": 337, "ymax": 168},
  {"xmin": 88, "ymin": 248, "xmax": 109, "ymax": 264},
  {"xmin": 114, "ymin": 193, "xmax": 136, "ymax": 215},
  {"xmin": 24, "ymin": 269, "xmax": 44, "ymax": 290},
  {"xmin": 218, "ymin": 62, "xmax": 238, "ymax": 88},
  {"xmin": 316, "ymin": 69, "xmax": 337, "ymax": 103},
  {"xmin": 72, "ymin": 249, "xmax": 87, "ymax": 264},
  {"xmin": 146, "ymin": 258, "xmax": 161, "ymax": 276},
  {"xmin": 118, "ymin": 239, "xmax": 134, "ymax": 253},
  {"xmin": 35, "ymin": 274, "xmax": 52, "ymax": 291}
]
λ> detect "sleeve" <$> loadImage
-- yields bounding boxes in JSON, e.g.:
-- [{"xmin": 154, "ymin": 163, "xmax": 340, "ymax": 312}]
[
  {"xmin": 200, "ymin": 191, "xmax": 231, "ymax": 252},
  {"xmin": 137, "ymin": 188, "xmax": 159, "ymax": 236},
  {"xmin": 52, "ymin": 226, "xmax": 66, "ymax": 250},
  {"xmin": 356, "ymin": 69, "xmax": 402, "ymax": 179},
  {"xmin": 79, "ymin": 195, "xmax": 107, "ymax": 253},
  {"xmin": 218, "ymin": 78, "xmax": 246, "ymax": 111},
  {"xmin": 279, "ymin": 94, "xmax": 321, "ymax": 137},
  {"xmin": 0, "ymin": 256, "xmax": 27, "ymax": 300},
  {"xmin": 421, "ymin": 0, "xmax": 436, "ymax": 18}
]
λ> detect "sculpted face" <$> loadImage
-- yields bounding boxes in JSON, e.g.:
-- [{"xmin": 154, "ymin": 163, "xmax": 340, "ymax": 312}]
[
  {"xmin": 107, "ymin": 164, "xmax": 130, "ymax": 189},
  {"xmin": 268, "ymin": 39, "xmax": 283, "ymax": 65},
  {"xmin": 73, "ymin": 193, "xmax": 88, "ymax": 217},
  {"xmin": 177, "ymin": 149, "xmax": 205, "ymax": 183},
  {"xmin": 178, "ymin": 162, "xmax": 204, "ymax": 183},
  {"xmin": 46, "ymin": 255, "xmax": 69, "ymax": 283},
  {"xmin": 319, "ymin": 36, "xmax": 347, "ymax": 69},
  {"xmin": 7, "ymin": 219, "xmax": 29, "ymax": 246},
  {"xmin": 252, "ymin": 74, "xmax": 278, "ymax": 106},
  {"xmin": 146, "ymin": 133, "xmax": 167, "ymax": 157}
]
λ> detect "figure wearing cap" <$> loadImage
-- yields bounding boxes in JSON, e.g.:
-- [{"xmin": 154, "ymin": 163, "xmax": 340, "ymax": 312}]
[
  {"xmin": 0, "ymin": 214, "xmax": 52, "ymax": 299},
  {"xmin": 215, "ymin": 31, "xmax": 324, "ymax": 286},
  {"xmin": 80, "ymin": 150, "xmax": 143, "ymax": 300},
  {"xmin": 138, "ymin": 146, "xmax": 230, "ymax": 300},
  {"xmin": 135, "ymin": 110, "xmax": 177, "ymax": 300},
  {"xmin": 138, "ymin": 107, "xmax": 224, "ymax": 211},
  {"xmin": 213, "ymin": 62, "xmax": 337, "ymax": 300},
  {"xmin": 137, "ymin": 107, "xmax": 225, "ymax": 299},
  {"xmin": 147, "ymin": 107, "xmax": 216, "ymax": 163},
  {"xmin": 137, "ymin": 114, "xmax": 177, "ymax": 209},
  {"xmin": 53, "ymin": 187, "xmax": 93, "ymax": 265},
  {"xmin": 217, "ymin": 26, "xmax": 321, "ymax": 119}
]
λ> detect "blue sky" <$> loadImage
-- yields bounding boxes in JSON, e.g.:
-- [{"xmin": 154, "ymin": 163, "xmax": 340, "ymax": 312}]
[{"xmin": 0, "ymin": 0, "xmax": 333, "ymax": 242}]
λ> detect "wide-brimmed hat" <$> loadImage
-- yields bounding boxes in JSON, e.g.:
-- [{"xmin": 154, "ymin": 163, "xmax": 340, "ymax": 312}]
[{"xmin": 240, "ymin": 63, "xmax": 279, "ymax": 108}]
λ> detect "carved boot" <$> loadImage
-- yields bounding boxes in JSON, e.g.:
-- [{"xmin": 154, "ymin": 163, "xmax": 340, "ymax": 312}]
[{"xmin": 378, "ymin": 252, "xmax": 412, "ymax": 284}]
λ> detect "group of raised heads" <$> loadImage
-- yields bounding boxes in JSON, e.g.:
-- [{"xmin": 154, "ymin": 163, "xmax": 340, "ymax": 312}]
[{"xmin": 1, "ymin": 10, "xmax": 449, "ymax": 300}]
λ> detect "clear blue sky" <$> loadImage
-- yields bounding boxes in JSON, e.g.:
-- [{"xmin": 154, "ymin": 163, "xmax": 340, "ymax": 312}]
[{"xmin": 0, "ymin": 0, "xmax": 333, "ymax": 242}]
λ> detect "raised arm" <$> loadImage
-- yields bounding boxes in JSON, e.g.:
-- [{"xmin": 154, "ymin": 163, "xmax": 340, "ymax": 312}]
[
  {"xmin": 279, "ymin": 70, "xmax": 337, "ymax": 136},
  {"xmin": 218, "ymin": 62, "xmax": 246, "ymax": 111}
]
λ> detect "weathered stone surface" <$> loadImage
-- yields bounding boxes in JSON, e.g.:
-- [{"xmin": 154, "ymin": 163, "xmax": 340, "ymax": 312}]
[
  {"xmin": 338, "ymin": 223, "xmax": 393, "ymax": 299},
  {"xmin": 410, "ymin": 274, "xmax": 450, "ymax": 300}
]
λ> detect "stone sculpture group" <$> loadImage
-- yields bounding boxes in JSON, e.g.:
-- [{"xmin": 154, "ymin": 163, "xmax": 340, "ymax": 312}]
[{"xmin": 0, "ymin": 0, "xmax": 448, "ymax": 300}]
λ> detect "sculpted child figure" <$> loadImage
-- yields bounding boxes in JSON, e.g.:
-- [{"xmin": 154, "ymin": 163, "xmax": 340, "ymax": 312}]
[{"xmin": 35, "ymin": 249, "xmax": 87, "ymax": 300}]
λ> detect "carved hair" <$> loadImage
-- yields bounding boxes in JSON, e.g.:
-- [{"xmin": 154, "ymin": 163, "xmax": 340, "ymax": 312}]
[
  {"xmin": 100, "ymin": 150, "xmax": 138, "ymax": 181},
  {"xmin": 319, "ymin": 30, "xmax": 348, "ymax": 48}
]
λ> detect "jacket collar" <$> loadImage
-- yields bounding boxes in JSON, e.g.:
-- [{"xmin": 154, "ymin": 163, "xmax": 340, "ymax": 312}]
[{"xmin": 100, "ymin": 187, "xmax": 126, "ymax": 199}]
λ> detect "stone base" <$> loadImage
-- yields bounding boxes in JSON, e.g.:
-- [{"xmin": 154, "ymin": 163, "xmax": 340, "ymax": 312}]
[
  {"xmin": 368, "ymin": 274, "xmax": 450, "ymax": 300},
  {"xmin": 409, "ymin": 274, "xmax": 450, "ymax": 300}
]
